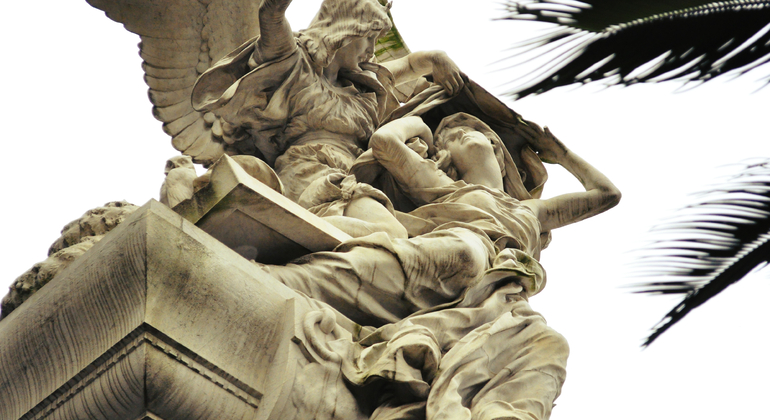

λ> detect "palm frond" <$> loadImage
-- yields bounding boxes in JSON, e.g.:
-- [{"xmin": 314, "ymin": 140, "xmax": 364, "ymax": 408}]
[
  {"xmin": 501, "ymin": 1, "xmax": 770, "ymax": 98},
  {"xmin": 502, "ymin": 0, "xmax": 717, "ymax": 31},
  {"xmin": 630, "ymin": 160, "xmax": 770, "ymax": 346}
]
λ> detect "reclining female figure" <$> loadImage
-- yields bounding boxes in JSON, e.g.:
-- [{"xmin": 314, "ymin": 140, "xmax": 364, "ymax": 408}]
[{"xmin": 258, "ymin": 112, "xmax": 619, "ymax": 419}]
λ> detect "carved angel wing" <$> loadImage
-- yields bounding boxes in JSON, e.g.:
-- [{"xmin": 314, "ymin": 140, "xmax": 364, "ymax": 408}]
[
  {"xmin": 87, "ymin": 0, "xmax": 261, "ymax": 165},
  {"xmin": 87, "ymin": 0, "xmax": 411, "ymax": 165}
]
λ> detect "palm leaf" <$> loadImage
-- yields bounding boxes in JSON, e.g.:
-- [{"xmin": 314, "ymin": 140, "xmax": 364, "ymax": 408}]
[
  {"xmin": 501, "ymin": 1, "xmax": 770, "ymax": 98},
  {"xmin": 502, "ymin": 0, "xmax": 718, "ymax": 30},
  {"xmin": 630, "ymin": 160, "xmax": 770, "ymax": 346}
]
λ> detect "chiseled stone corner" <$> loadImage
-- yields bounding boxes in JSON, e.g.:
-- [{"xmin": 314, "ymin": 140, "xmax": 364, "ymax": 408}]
[{"xmin": 0, "ymin": 200, "xmax": 348, "ymax": 420}]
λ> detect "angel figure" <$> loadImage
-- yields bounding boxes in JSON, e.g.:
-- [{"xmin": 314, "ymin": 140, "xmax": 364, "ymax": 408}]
[
  {"xmin": 256, "ymin": 112, "xmax": 620, "ymax": 419},
  {"xmin": 191, "ymin": 0, "xmax": 464, "ymax": 208}
]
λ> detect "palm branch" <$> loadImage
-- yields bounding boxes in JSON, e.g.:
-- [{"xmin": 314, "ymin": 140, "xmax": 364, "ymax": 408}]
[
  {"xmin": 500, "ymin": 0, "xmax": 770, "ymax": 98},
  {"xmin": 630, "ymin": 159, "xmax": 770, "ymax": 346}
]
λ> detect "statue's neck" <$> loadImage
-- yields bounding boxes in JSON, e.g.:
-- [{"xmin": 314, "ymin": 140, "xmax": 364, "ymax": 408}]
[
  {"xmin": 323, "ymin": 62, "xmax": 342, "ymax": 87},
  {"xmin": 461, "ymin": 167, "xmax": 505, "ymax": 191}
]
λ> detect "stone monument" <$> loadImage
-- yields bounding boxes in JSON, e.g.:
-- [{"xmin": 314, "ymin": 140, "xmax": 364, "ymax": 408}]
[{"xmin": 0, "ymin": 0, "xmax": 621, "ymax": 419}]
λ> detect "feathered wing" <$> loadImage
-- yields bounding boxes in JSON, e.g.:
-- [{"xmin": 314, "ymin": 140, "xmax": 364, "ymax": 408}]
[
  {"xmin": 500, "ymin": 0, "xmax": 770, "ymax": 98},
  {"xmin": 87, "ymin": 0, "xmax": 261, "ymax": 165},
  {"xmin": 630, "ymin": 160, "xmax": 770, "ymax": 346},
  {"xmin": 87, "ymin": 0, "xmax": 411, "ymax": 165}
]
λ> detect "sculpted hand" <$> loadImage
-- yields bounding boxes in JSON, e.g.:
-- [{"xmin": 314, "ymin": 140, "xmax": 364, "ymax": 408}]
[
  {"xmin": 405, "ymin": 137, "xmax": 430, "ymax": 158},
  {"xmin": 410, "ymin": 119, "xmax": 435, "ymax": 155},
  {"xmin": 431, "ymin": 52, "xmax": 464, "ymax": 96},
  {"xmin": 519, "ymin": 121, "xmax": 568, "ymax": 164}
]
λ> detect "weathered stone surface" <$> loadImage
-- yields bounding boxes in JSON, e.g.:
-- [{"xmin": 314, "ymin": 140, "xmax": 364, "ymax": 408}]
[
  {"xmin": 1, "ymin": 0, "xmax": 626, "ymax": 418},
  {"xmin": 0, "ymin": 200, "xmax": 358, "ymax": 420},
  {"xmin": 1, "ymin": 201, "xmax": 138, "ymax": 319},
  {"xmin": 86, "ymin": 0, "xmax": 410, "ymax": 166},
  {"xmin": 160, "ymin": 155, "xmax": 197, "ymax": 208}
]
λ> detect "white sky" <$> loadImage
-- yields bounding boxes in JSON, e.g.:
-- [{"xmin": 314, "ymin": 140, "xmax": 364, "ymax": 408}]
[{"xmin": 1, "ymin": 1, "xmax": 768, "ymax": 419}]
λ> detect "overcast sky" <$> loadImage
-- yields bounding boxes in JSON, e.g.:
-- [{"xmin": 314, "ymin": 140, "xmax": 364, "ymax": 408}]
[{"xmin": 1, "ymin": 1, "xmax": 768, "ymax": 419}]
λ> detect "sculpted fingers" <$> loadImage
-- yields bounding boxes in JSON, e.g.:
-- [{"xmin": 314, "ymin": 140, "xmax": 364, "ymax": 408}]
[
  {"xmin": 517, "ymin": 121, "xmax": 561, "ymax": 163},
  {"xmin": 445, "ymin": 70, "xmax": 465, "ymax": 95},
  {"xmin": 454, "ymin": 70, "xmax": 465, "ymax": 94},
  {"xmin": 431, "ymin": 51, "xmax": 463, "ymax": 96},
  {"xmin": 517, "ymin": 122, "xmax": 543, "ymax": 144},
  {"xmin": 449, "ymin": 71, "xmax": 465, "ymax": 94},
  {"xmin": 523, "ymin": 119, "xmax": 545, "ymax": 136},
  {"xmin": 442, "ymin": 74, "xmax": 460, "ymax": 95}
]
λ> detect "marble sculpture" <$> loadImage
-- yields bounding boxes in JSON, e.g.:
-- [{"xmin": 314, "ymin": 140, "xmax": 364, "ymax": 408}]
[{"xmin": 1, "ymin": 0, "xmax": 621, "ymax": 419}]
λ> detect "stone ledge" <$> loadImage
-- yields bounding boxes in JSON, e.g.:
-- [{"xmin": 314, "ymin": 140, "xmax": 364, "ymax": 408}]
[
  {"xmin": 23, "ymin": 325, "xmax": 260, "ymax": 420},
  {"xmin": 0, "ymin": 200, "xmax": 354, "ymax": 420}
]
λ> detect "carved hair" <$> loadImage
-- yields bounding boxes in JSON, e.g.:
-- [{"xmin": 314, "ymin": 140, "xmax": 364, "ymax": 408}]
[
  {"xmin": 432, "ymin": 113, "xmax": 507, "ymax": 182},
  {"xmin": 298, "ymin": 0, "xmax": 392, "ymax": 67}
]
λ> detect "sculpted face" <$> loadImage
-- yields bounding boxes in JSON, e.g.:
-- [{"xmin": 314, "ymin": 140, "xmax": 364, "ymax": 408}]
[
  {"xmin": 333, "ymin": 34, "xmax": 378, "ymax": 70},
  {"xmin": 443, "ymin": 127, "xmax": 499, "ymax": 177}
]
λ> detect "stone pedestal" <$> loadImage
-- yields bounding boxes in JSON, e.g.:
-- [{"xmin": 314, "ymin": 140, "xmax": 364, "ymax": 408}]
[{"xmin": 0, "ymin": 200, "xmax": 357, "ymax": 420}]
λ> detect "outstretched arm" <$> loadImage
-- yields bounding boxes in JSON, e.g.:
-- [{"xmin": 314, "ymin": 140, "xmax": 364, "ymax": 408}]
[
  {"xmin": 381, "ymin": 51, "xmax": 464, "ymax": 96},
  {"xmin": 520, "ymin": 122, "xmax": 621, "ymax": 232},
  {"xmin": 255, "ymin": 0, "xmax": 297, "ymax": 64}
]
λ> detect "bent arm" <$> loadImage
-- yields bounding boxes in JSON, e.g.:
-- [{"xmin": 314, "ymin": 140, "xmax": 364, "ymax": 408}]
[
  {"xmin": 370, "ymin": 117, "xmax": 452, "ymax": 192},
  {"xmin": 255, "ymin": 0, "xmax": 297, "ymax": 64},
  {"xmin": 381, "ymin": 51, "xmax": 464, "ymax": 95},
  {"xmin": 521, "ymin": 125, "xmax": 621, "ymax": 232}
]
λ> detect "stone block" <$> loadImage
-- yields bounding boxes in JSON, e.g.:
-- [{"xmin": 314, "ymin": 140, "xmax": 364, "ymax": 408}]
[{"xmin": 0, "ymin": 200, "xmax": 354, "ymax": 420}]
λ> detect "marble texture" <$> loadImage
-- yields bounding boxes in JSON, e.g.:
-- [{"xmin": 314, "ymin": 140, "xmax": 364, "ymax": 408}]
[
  {"xmin": 0, "ymin": 201, "xmax": 361, "ymax": 420},
  {"xmin": 160, "ymin": 155, "xmax": 196, "ymax": 208},
  {"xmin": 86, "ymin": 0, "xmax": 411, "ymax": 166},
  {"xmin": 1, "ymin": 201, "xmax": 138, "ymax": 319},
  {"xmin": 0, "ymin": 1, "xmax": 624, "ymax": 419}
]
